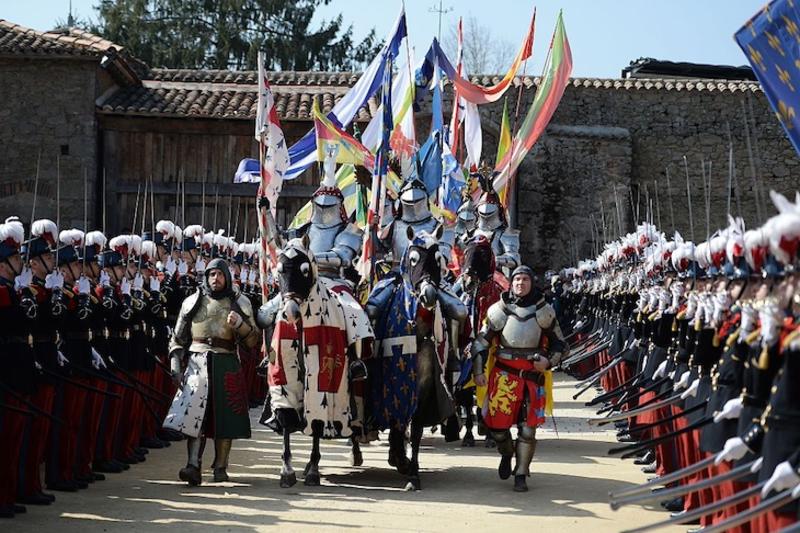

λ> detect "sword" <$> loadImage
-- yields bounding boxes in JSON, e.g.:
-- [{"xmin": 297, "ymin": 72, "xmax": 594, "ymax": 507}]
[
  {"xmin": 610, "ymin": 459, "xmax": 756, "ymax": 510},
  {"xmin": 39, "ymin": 367, "xmax": 122, "ymax": 399},
  {"xmin": 610, "ymin": 453, "xmax": 719, "ymax": 499},
  {"xmin": 611, "ymin": 413, "xmax": 712, "ymax": 459},
  {"xmin": 589, "ymin": 390, "xmax": 684, "ymax": 426},
  {"xmin": 596, "ymin": 382, "xmax": 672, "ymax": 417},
  {"xmin": 700, "ymin": 488, "xmax": 798, "ymax": 533},
  {"xmin": 560, "ymin": 338, "xmax": 614, "ymax": 369},
  {"xmin": 0, "ymin": 381, "xmax": 68, "ymax": 426},
  {"xmin": 616, "ymin": 400, "xmax": 706, "ymax": 437},
  {"xmin": 620, "ymin": 481, "xmax": 765, "ymax": 533},
  {"xmin": 0, "ymin": 401, "xmax": 35, "ymax": 417},
  {"xmin": 573, "ymin": 358, "xmax": 624, "ymax": 400},
  {"xmin": 612, "ymin": 376, "xmax": 672, "ymax": 410},
  {"xmin": 587, "ymin": 370, "xmax": 644, "ymax": 406}
]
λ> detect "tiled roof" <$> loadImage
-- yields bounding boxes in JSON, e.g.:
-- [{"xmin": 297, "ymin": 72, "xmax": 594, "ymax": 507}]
[
  {"xmin": 474, "ymin": 75, "xmax": 761, "ymax": 93},
  {"xmin": 97, "ymin": 79, "xmax": 377, "ymax": 121},
  {"xmin": 149, "ymin": 68, "xmax": 362, "ymax": 87},
  {"xmin": 0, "ymin": 20, "xmax": 121, "ymax": 57}
]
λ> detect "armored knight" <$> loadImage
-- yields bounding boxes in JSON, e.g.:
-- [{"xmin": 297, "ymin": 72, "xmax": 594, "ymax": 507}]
[
  {"xmin": 471, "ymin": 265, "xmax": 568, "ymax": 492},
  {"xmin": 379, "ymin": 159, "xmax": 454, "ymax": 271},
  {"xmin": 472, "ymin": 168, "xmax": 520, "ymax": 277},
  {"xmin": 164, "ymin": 258, "xmax": 260, "ymax": 486}
]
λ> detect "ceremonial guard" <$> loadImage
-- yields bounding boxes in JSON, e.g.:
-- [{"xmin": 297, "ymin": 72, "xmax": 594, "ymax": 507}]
[
  {"xmin": 471, "ymin": 265, "xmax": 568, "ymax": 492},
  {"xmin": 164, "ymin": 257, "xmax": 260, "ymax": 486}
]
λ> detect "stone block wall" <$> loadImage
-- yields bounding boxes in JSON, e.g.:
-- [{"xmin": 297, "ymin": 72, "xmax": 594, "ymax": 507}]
[{"xmin": 0, "ymin": 57, "xmax": 100, "ymax": 229}]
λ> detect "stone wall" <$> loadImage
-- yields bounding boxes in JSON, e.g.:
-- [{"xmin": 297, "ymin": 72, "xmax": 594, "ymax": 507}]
[
  {"xmin": 0, "ymin": 57, "xmax": 101, "ymax": 229},
  {"xmin": 476, "ymin": 82, "xmax": 799, "ymax": 270}
]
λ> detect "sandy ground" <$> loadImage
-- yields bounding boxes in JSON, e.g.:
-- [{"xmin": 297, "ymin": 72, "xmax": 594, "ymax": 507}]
[{"xmin": 11, "ymin": 375, "xmax": 685, "ymax": 532}]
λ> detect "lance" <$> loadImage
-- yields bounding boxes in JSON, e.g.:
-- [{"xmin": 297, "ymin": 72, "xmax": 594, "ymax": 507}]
[
  {"xmin": 590, "ymin": 388, "xmax": 683, "ymax": 425},
  {"xmin": 618, "ymin": 416, "xmax": 715, "ymax": 460},
  {"xmin": 684, "ymin": 156, "xmax": 695, "ymax": 242},
  {"xmin": 665, "ymin": 166, "xmax": 676, "ymax": 233},
  {"xmin": 694, "ymin": 486, "xmax": 797, "ymax": 533},
  {"xmin": 609, "ymin": 457, "xmax": 756, "ymax": 510},
  {"xmin": 620, "ymin": 481, "xmax": 765, "ymax": 533},
  {"xmin": 38, "ymin": 366, "xmax": 122, "ymax": 399},
  {"xmin": 573, "ymin": 358, "xmax": 624, "ymax": 400},
  {"xmin": 610, "ymin": 450, "xmax": 719, "ymax": 499},
  {"xmin": 616, "ymin": 400, "xmax": 706, "ymax": 437},
  {"xmin": 26, "ymin": 148, "xmax": 42, "ymax": 263},
  {"xmin": 742, "ymin": 99, "xmax": 764, "ymax": 221}
]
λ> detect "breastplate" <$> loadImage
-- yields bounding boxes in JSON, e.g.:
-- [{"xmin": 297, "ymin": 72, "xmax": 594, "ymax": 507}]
[
  {"xmin": 392, "ymin": 217, "xmax": 438, "ymax": 266},
  {"xmin": 474, "ymin": 228, "xmax": 503, "ymax": 256},
  {"xmin": 499, "ymin": 303, "xmax": 542, "ymax": 349},
  {"xmin": 190, "ymin": 296, "xmax": 234, "ymax": 342},
  {"xmin": 307, "ymin": 223, "xmax": 342, "ymax": 256}
]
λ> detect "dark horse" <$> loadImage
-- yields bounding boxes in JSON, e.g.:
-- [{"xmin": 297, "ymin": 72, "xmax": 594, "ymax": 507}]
[
  {"xmin": 453, "ymin": 235, "xmax": 507, "ymax": 446},
  {"xmin": 366, "ymin": 226, "xmax": 467, "ymax": 490}
]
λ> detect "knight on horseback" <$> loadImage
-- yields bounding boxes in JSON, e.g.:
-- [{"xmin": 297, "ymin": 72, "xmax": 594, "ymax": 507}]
[{"xmin": 472, "ymin": 166, "xmax": 521, "ymax": 277}]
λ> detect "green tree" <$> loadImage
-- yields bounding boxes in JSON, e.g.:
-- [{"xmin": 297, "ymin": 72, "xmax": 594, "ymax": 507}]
[{"xmin": 89, "ymin": 0, "xmax": 383, "ymax": 71}]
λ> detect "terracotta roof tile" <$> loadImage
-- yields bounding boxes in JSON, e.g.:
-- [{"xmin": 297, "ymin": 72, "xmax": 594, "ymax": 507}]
[{"xmin": 0, "ymin": 19, "xmax": 123, "ymax": 57}]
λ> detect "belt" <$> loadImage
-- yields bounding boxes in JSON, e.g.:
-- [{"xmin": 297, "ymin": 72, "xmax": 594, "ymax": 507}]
[
  {"xmin": 493, "ymin": 359, "xmax": 545, "ymax": 386},
  {"xmin": 496, "ymin": 348, "xmax": 542, "ymax": 361},
  {"xmin": 192, "ymin": 337, "xmax": 236, "ymax": 352}
]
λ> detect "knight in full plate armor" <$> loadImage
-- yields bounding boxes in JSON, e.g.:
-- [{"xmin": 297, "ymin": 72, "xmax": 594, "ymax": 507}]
[
  {"xmin": 471, "ymin": 265, "xmax": 568, "ymax": 492},
  {"xmin": 379, "ymin": 160, "xmax": 454, "ymax": 271},
  {"xmin": 164, "ymin": 258, "xmax": 260, "ymax": 486},
  {"xmin": 472, "ymin": 167, "xmax": 520, "ymax": 277}
]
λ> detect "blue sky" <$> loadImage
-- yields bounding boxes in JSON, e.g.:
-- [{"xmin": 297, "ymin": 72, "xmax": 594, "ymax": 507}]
[{"xmin": 6, "ymin": 0, "xmax": 765, "ymax": 77}]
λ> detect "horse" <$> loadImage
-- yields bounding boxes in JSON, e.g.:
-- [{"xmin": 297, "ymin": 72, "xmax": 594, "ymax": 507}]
[
  {"xmin": 365, "ymin": 225, "xmax": 467, "ymax": 490},
  {"xmin": 453, "ymin": 235, "xmax": 508, "ymax": 447},
  {"xmin": 262, "ymin": 235, "xmax": 373, "ymax": 488}
]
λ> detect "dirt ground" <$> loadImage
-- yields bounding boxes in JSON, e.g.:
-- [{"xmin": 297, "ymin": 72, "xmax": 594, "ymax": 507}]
[{"xmin": 12, "ymin": 375, "xmax": 684, "ymax": 532}]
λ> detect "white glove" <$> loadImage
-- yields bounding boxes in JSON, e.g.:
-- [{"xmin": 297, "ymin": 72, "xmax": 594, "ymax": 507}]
[
  {"xmin": 165, "ymin": 257, "xmax": 177, "ymax": 276},
  {"xmin": 57, "ymin": 350, "xmax": 69, "ymax": 367},
  {"xmin": 740, "ymin": 305, "xmax": 757, "ymax": 334},
  {"xmin": 761, "ymin": 460, "xmax": 800, "ymax": 498},
  {"xmin": 714, "ymin": 397, "xmax": 743, "ymax": 422},
  {"xmin": 132, "ymin": 273, "xmax": 144, "ymax": 291},
  {"xmin": 248, "ymin": 268, "xmax": 258, "ymax": 284},
  {"xmin": 99, "ymin": 270, "xmax": 111, "ymax": 288},
  {"xmin": 91, "ymin": 347, "xmax": 107, "ymax": 370},
  {"xmin": 120, "ymin": 277, "xmax": 131, "ymax": 296},
  {"xmin": 177, "ymin": 260, "xmax": 188, "ymax": 276},
  {"xmin": 77, "ymin": 276, "xmax": 91, "ymax": 295},
  {"xmin": 45, "ymin": 271, "xmax": 64, "ymax": 290},
  {"xmin": 195, "ymin": 258, "xmax": 206, "ymax": 274},
  {"xmin": 681, "ymin": 378, "xmax": 700, "ymax": 399},
  {"xmin": 759, "ymin": 303, "xmax": 782, "ymax": 347},
  {"xmin": 149, "ymin": 277, "xmax": 161, "ymax": 292},
  {"xmin": 14, "ymin": 267, "xmax": 33, "ymax": 290},
  {"xmin": 653, "ymin": 360, "xmax": 668, "ymax": 379},
  {"xmin": 240, "ymin": 267, "xmax": 249, "ymax": 284},
  {"xmin": 714, "ymin": 437, "xmax": 750, "ymax": 465},
  {"xmin": 675, "ymin": 370, "xmax": 691, "ymax": 390}
]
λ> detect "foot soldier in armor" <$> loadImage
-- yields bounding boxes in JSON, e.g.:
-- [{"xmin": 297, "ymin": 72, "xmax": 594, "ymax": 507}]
[
  {"xmin": 164, "ymin": 258, "xmax": 260, "ymax": 486},
  {"xmin": 471, "ymin": 265, "xmax": 568, "ymax": 491}
]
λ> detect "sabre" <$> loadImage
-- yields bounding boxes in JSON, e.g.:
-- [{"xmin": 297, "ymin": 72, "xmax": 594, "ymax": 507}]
[
  {"xmin": 665, "ymin": 165, "xmax": 676, "ymax": 233},
  {"xmin": 600, "ymin": 384, "xmax": 675, "ymax": 418},
  {"xmin": 575, "ymin": 352, "xmax": 625, "ymax": 388},
  {"xmin": 617, "ymin": 400, "xmax": 706, "ymax": 437},
  {"xmin": 684, "ymin": 156, "xmax": 695, "ymax": 242},
  {"xmin": 609, "ymin": 458, "xmax": 756, "ymax": 510},
  {"xmin": 620, "ymin": 481, "xmax": 765, "ymax": 533},
  {"xmin": 587, "ymin": 370, "xmax": 644, "ymax": 407},
  {"xmin": 612, "ymin": 413, "xmax": 712, "ymax": 458},
  {"xmin": 131, "ymin": 182, "xmax": 141, "ymax": 234},
  {"xmin": 700, "ymin": 487, "xmax": 798, "ymax": 533},
  {"xmin": 573, "ymin": 358, "xmax": 623, "ymax": 400},
  {"xmin": 589, "ymin": 389, "xmax": 683, "ymax": 426}
]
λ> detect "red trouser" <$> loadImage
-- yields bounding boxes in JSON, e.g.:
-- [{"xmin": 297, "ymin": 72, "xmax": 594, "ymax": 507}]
[
  {"xmin": 117, "ymin": 371, "xmax": 145, "ymax": 458},
  {"xmin": 140, "ymin": 368, "xmax": 160, "ymax": 441},
  {"xmin": 0, "ymin": 394, "xmax": 28, "ymax": 507},
  {"xmin": 47, "ymin": 382, "xmax": 86, "ymax": 484},
  {"xmin": 75, "ymin": 376, "xmax": 107, "ymax": 478},
  {"xmin": 94, "ymin": 376, "xmax": 124, "ymax": 463},
  {"xmin": 18, "ymin": 384, "xmax": 56, "ymax": 498},
  {"xmin": 709, "ymin": 461, "xmax": 752, "ymax": 532}
]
